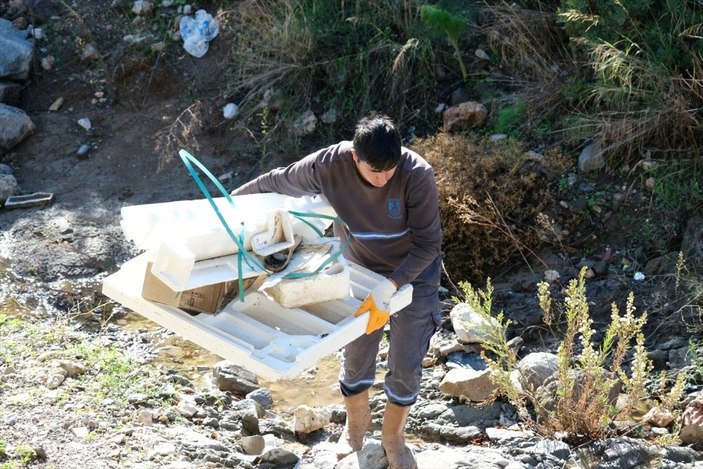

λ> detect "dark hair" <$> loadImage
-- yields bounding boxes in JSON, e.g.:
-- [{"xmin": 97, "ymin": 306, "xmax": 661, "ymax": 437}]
[{"xmin": 352, "ymin": 113, "xmax": 401, "ymax": 171}]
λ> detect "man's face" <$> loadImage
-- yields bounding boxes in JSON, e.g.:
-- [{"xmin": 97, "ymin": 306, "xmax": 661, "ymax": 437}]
[{"xmin": 351, "ymin": 151, "xmax": 396, "ymax": 188}]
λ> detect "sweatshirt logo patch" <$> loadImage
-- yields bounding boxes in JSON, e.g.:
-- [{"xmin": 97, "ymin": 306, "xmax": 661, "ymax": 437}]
[{"xmin": 387, "ymin": 199, "xmax": 402, "ymax": 219}]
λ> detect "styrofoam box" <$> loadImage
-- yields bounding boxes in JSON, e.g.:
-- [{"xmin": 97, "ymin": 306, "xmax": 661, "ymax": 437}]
[{"xmin": 102, "ymin": 253, "xmax": 412, "ymax": 381}]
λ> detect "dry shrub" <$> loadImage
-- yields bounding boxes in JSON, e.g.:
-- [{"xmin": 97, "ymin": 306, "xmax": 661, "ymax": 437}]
[
  {"xmin": 412, "ymin": 133, "xmax": 561, "ymax": 284},
  {"xmin": 483, "ymin": 3, "xmax": 571, "ymax": 81}
]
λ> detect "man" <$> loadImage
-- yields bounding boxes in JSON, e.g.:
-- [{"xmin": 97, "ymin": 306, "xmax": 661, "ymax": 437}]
[{"xmin": 231, "ymin": 113, "xmax": 441, "ymax": 468}]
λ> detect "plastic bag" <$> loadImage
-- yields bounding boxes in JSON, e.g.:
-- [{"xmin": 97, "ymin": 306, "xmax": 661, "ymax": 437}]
[{"xmin": 179, "ymin": 9, "xmax": 220, "ymax": 58}]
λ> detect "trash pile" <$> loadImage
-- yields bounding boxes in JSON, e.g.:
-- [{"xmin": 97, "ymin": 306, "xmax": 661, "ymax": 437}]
[{"xmin": 102, "ymin": 187, "xmax": 412, "ymax": 380}]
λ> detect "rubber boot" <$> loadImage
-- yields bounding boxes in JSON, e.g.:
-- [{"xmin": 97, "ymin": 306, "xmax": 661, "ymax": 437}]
[
  {"xmin": 335, "ymin": 390, "xmax": 371, "ymax": 459},
  {"xmin": 381, "ymin": 402, "xmax": 417, "ymax": 469}
]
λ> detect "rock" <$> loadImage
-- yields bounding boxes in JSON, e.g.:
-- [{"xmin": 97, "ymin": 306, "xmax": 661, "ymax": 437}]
[
  {"xmin": 132, "ymin": 0, "xmax": 153, "ymax": 15},
  {"xmin": 442, "ymin": 101, "xmax": 487, "ymax": 132},
  {"xmin": 41, "ymin": 55, "xmax": 55, "ymax": 71},
  {"xmin": 213, "ymin": 361, "xmax": 259, "ymax": 395},
  {"xmin": 512, "ymin": 352, "xmax": 558, "ymax": 393},
  {"xmin": 0, "ymin": 103, "xmax": 36, "ymax": 151},
  {"xmin": 439, "ymin": 367, "xmax": 497, "ymax": 402},
  {"xmin": 258, "ymin": 447, "xmax": 299, "ymax": 466},
  {"xmin": 321, "ymin": 108, "xmax": 337, "ymax": 124},
  {"xmin": 58, "ymin": 360, "xmax": 86, "ymax": 377},
  {"xmin": 681, "ymin": 213, "xmax": 703, "ymax": 271},
  {"xmin": 0, "ymin": 18, "xmax": 34, "ymax": 80},
  {"xmin": 337, "ymin": 440, "xmax": 387, "ymax": 469},
  {"xmin": 292, "ymin": 405, "xmax": 331, "ymax": 433},
  {"xmin": 449, "ymin": 86, "xmax": 472, "ymax": 106},
  {"xmin": 223, "ymin": 102, "xmax": 239, "ymax": 119},
  {"xmin": 449, "ymin": 303, "xmax": 499, "ymax": 344},
  {"xmin": 245, "ymin": 388, "xmax": 273, "ymax": 409},
  {"xmin": 642, "ymin": 406, "xmax": 675, "ymax": 428},
  {"xmin": 241, "ymin": 434, "xmax": 276, "ymax": 455},
  {"xmin": 0, "ymin": 174, "xmax": 21, "ymax": 203},
  {"xmin": 77, "ymin": 117, "xmax": 92, "ymax": 131},
  {"xmin": 80, "ymin": 43, "xmax": 102, "ymax": 62},
  {"xmin": 290, "ymin": 109, "xmax": 317, "ymax": 137},
  {"xmin": 48, "ymin": 96, "xmax": 64, "ymax": 111},
  {"xmin": 679, "ymin": 393, "xmax": 703, "ymax": 445},
  {"xmin": 578, "ymin": 140, "xmax": 605, "ymax": 173}
]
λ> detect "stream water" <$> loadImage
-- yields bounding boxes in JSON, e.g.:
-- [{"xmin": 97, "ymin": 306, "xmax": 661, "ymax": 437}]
[{"xmin": 119, "ymin": 310, "xmax": 344, "ymax": 413}]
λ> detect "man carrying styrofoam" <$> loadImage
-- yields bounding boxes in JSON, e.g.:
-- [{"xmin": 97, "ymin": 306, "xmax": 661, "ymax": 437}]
[{"xmin": 230, "ymin": 112, "xmax": 442, "ymax": 469}]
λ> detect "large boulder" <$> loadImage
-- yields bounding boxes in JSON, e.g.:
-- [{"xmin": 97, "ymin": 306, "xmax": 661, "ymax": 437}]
[
  {"xmin": 0, "ymin": 103, "xmax": 36, "ymax": 151},
  {"xmin": 0, "ymin": 18, "xmax": 34, "ymax": 80}
]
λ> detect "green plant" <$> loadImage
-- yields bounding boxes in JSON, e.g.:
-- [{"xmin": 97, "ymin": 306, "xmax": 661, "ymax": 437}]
[
  {"xmin": 0, "ymin": 439, "xmax": 5, "ymax": 458},
  {"xmin": 419, "ymin": 4, "xmax": 468, "ymax": 81},
  {"xmin": 459, "ymin": 267, "xmax": 665, "ymax": 443},
  {"xmin": 224, "ymin": 0, "xmax": 439, "ymax": 141},
  {"xmin": 558, "ymin": 0, "xmax": 703, "ymax": 168},
  {"xmin": 14, "ymin": 445, "xmax": 34, "ymax": 464},
  {"xmin": 494, "ymin": 99, "xmax": 528, "ymax": 137}
]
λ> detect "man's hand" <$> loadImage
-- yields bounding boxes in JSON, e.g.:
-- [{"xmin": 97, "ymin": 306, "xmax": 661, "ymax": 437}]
[{"xmin": 354, "ymin": 279, "xmax": 397, "ymax": 334}]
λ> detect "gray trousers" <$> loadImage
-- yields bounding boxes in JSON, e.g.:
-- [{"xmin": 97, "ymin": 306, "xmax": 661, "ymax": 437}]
[{"xmin": 339, "ymin": 259, "xmax": 441, "ymax": 406}]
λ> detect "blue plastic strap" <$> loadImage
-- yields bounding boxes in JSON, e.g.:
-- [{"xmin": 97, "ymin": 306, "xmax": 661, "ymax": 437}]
[
  {"xmin": 178, "ymin": 149, "xmax": 265, "ymax": 301},
  {"xmin": 179, "ymin": 150, "xmax": 353, "ymax": 292},
  {"xmin": 283, "ymin": 210, "xmax": 350, "ymax": 279}
]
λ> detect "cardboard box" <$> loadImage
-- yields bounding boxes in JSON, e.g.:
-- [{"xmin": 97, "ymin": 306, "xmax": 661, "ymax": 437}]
[{"xmin": 142, "ymin": 262, "xmax": 241, "ymax": 314}]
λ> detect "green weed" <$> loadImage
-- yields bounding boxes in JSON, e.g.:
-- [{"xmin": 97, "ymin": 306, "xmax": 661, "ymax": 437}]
[
  {"xmin": 420, "ymin": 4, "xmax": 468, "ymax": 81},
  {"xmin": 456, "ymin": 267, "xmax": 681, "ymax": 443}
]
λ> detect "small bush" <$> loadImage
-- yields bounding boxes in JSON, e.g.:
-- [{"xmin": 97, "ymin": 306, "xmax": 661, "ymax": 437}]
[
  {"xmin": 459, "ymin": 267, "xmax": 688, "ymax": 443},
  {"xmin": 413, "ymin": 133, "xmax": 567, "ymax": 284}
]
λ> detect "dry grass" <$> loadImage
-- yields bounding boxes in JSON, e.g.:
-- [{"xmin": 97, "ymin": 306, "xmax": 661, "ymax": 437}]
[
  {"xmin": 222, "ymin": 0, "xmax": 439, "ymax": 138},
  {"xmin": 412, "ymin": 133, "xmax": 568, "ymax": 284}
]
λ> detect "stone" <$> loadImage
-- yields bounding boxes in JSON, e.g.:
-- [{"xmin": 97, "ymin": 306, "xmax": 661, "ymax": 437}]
[
  {"xmin": 293, "ymin": 405, "xmax": 331, "ymax": 433},
  {"xmin": 48, "ymin": 96, "xmax": 64, "ymax": 111},
  {"xmin": 679, "ymin": 393, "xmax": 703, "ymax": 445},
  {"xmin": 642, "ymin": 406, "xmax": 675, "ymax": 428},
  {"xmin": 0, "ymin": 103, "xmax": 35, "ymax": 151},
  {"xmin": 0, "ymin": 18, "xmax": 33, "ymax": 80},
  {"xmin": 290, "ymin": 109, "xmax": 317, "ymax": 137},
  {"xmin": 439, "ymin": 367, "xmax": 497, "ymax": 402},
  {"xmin": 578, "ymin": 140, "xmax": 605, "ymax": 173},
  {"xmin": 442, "ymin": 101, "xmax": 487, "ymax": 132},
  {"xmin": 449, "ymin": 303, "xmax": 499, "ymax": 344},
  {"xmin": 213, "ymin": 361, "xmax": 259, "ymax": 395},
  {"xmin": 512, "ymin": 352, "xmax": 558, "ymax": 393},
  {"xmin": 0, "ymin": 174, "xmax": 21, "ymax": 203}
]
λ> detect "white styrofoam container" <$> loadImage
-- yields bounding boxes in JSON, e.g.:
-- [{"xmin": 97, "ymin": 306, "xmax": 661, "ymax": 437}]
[
  {"xmin": 102, "ymin": 253, "xmax": 412, "ymax": 381},
  {"xmin": 120, "ymin": 193, "xmax": 335, "ymax": 253},
  {"xmin": 260, "ymin": 261, "xmax": 350, "ymax": 308}
]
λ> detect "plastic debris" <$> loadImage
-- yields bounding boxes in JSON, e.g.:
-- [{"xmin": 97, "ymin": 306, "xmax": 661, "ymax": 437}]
[
  {"xmin": 179, "ymin": 10, "xmax": 220, "ymax": 58},
  {"xmin": 634, "ymin": 272, "xmax": 645, "ymax": 281},
  {"xmin": 4, "ymin": 192, "xmax": 54, "ymax": 209}
]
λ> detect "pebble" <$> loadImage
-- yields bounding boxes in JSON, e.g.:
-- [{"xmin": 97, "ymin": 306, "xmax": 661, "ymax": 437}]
[
  {"xmin": 77, "ymin": 144, "xmax": 91, "ymax": 157},
  {"xmin": 49, "ymin": 97, "xmax": 64, "ymax": 111},
  {"xmin": 77, "ymin": 118, "xmax": 92, "ymax": 131}
]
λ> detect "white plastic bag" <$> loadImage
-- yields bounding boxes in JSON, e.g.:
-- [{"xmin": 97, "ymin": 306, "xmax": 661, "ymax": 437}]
[{"xmin": 180, "ymin": 9, "xmax": 220, "ymax": 58}]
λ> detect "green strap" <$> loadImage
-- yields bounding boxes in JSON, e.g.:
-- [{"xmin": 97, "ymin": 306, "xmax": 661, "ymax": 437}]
[
  {"xmin": 283, "ymin": 210, "xmax": 350, "ymax": 279},
  {"xmin": 179, "ymin": 149, "xmax": 352, "ymax": 294},
  {"xmin": 178, "ymin": 149, "xmax": 265, "ymax": 301}
]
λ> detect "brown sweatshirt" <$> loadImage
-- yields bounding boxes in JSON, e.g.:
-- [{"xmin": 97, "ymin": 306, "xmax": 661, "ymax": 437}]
[{"xmin": 231, "ymin": 140, "xmax": 442, "ymax": 288}]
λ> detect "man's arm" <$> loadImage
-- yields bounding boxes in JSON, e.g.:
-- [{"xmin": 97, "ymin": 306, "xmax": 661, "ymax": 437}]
[{"xmin": 231, "ymin": 150, "xmax": 326, "ymax": 197}]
